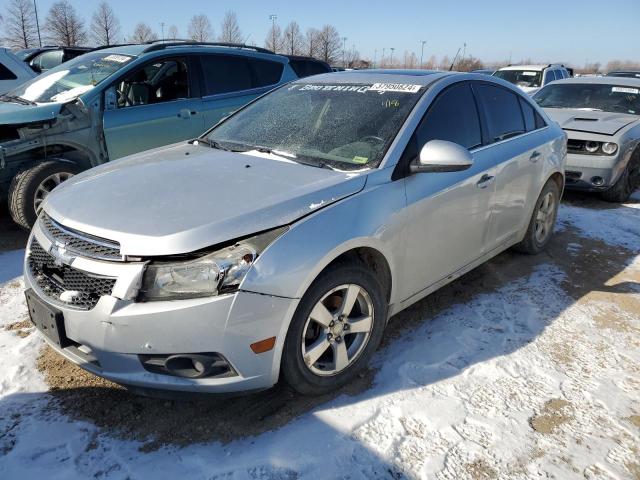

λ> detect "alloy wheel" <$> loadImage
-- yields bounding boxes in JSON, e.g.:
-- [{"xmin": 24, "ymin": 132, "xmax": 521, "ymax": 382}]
[
  {"xmin": 534, "ymin": 191, "xmax": 556, "ymax": 244},
  {"xmin": 33, "ymin": 172, "xmax": 74, "ymax": 214},
  {"xmin": 301, "ymin": 283, "xmax": 374, "ymax": 376}
]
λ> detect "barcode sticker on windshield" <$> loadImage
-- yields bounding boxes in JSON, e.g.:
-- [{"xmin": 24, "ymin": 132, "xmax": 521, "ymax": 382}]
[
  {"xmin": 612, "ymin": 87, "xmax": 639, "ymax": 94},
  {"xmin": 103, "ymin": 54, "xmax": 130, "ymax": 63},
  {"xmin": 369, "ymin": 83, "xmax": 422, "ymax": 94},
  {"xmin": 522, "ymin": 71, "xmax": 537, "ymax": 76}
]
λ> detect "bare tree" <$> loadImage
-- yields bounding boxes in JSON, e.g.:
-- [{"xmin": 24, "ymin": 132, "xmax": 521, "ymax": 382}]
[
  {"xmin": 317, "ymin": 25, "xmax": 341, "ymax": 64},
  {"xmin": 265, "ymin": 22, "xmax": 282, "ymax": 53},
  {"xmin": 403, "ymin": 51, "xmax": 418, "ymax": 69},
  {"xmin": 438, "ymin": 55, "xmax": 451, "ymax": 71},
  {"xmin": 90, "ymin": 1, "xmax": 120, "ymax": 46},
  {"xmin": 345, "ymin": 46, "xmax": 360, "ymax": 68},
  {"xmin": 45, "ymin": 0, "xmax": 87, "ymax": 46},
  {"xmin": 167, "ymin": 25, "xmax": 179, "ymax": 40},
  {"xmin": 455, "ymin": 55, "xmax": 483, "ymax": 72},
  {"xmin": 188, "ymin": 14, "xmax": 212, "ymax": 42},
  {"xmin": 219, "ymin": 11, "xmax": 243, "ymax": 43},
  {"xmin": 4, "ymin": 0, "xmax": 38, "ymax": 49},
  {"xmin": 303, "ymin": 28, "xmax": 320, "ymax": 58},
  {"xmin": 282, "ymin": 21, "xmax": 303, "ymax": 55},
  {"xmin": 129, "ymin": 22, "xmax": 157, "ymax": 43}
]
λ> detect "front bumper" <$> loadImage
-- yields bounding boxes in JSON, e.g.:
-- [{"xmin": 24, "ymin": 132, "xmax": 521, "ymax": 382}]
[
  {"xmin": 563, "ymin": 152, "xmax": 623, "ymax": 191},
  {"xmin": 25, "ymin": 223, "xmax": 299, "ymax": 394}
]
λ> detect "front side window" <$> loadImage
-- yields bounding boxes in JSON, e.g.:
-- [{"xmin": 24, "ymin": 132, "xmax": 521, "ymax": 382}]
[
  {"xmin": 205, "ymin": 82, "xmax": 424, "ymax": 170},
  {"xmin": 545, "ymin": 70, "xmax": 558, "ymax": 85},
  {"xmin": 117, "ymin": 57, "xmax": 190, "ymax": 107},
  {"xmin": 247, "ymin": 58, "xmax": 284, "ymax": 88},
  {"xmin": 0, "ymin": 62, "xmax": 17, "ymax": 80},
  {"xmin": 493, "ymin": 69, "xmax": 542, "ymax": 88},
  {"xmin": 33, "ymin": 50, "xmax": 63, "ymax": 71},
  {"xmin": 533, "ymin": 83, "xmax": 640, "ymax": 115},
  {"xmin": 9, "ymin": 51, "xmax": 135, "ymax": 103},
  {"xmin": 475, "ymin": 84, "xmax": 525, "ymax": 142},
  {"xmin": 416, "ymin": 83, "xmax": 482, "ymax": 150}
]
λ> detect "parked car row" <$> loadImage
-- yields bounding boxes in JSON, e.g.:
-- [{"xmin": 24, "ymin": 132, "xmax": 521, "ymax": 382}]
[{"xmin": 2, "ymin": 41, "xmax": 638, "ymax": 398}]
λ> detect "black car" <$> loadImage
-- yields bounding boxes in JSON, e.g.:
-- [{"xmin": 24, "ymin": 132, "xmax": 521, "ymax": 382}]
[
  {"xmin": 14, "ymin": 46, "xmax": 93, "ymax": 73},
  {"xmin": 606, "ymin": 70, "xmax": 640, "ymax": 79}
]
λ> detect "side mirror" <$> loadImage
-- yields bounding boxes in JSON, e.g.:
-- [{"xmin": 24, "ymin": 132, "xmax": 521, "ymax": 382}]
[
  {"xmin": 409, "ymin": 140, "xmax": 473, "ymax": 174},
  {"xmin": 104, "ymin": 86, "xmax": 118, "ymax": 111}
]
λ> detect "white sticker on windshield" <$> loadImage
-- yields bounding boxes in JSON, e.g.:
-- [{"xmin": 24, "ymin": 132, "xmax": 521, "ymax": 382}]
[
  {"xmin": 612, "ymin": 86, "xmax": 639, "ymax": 95},
  {"xmin": 522, "ymin": 71, "xmax": 537, "ymax": 76},
  {"xmin": 103, "ymin": 54, "xmax": 130, "ymax": 63},
  {"xmin": 368, "ymin": 83, "xmax": 422, "ymax": 94}
]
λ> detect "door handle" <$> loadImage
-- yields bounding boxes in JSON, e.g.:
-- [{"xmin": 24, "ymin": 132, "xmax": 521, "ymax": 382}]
[
  {"xmin": 178, "ymin": 108, "xmax": 195, "ymax": 119},
  {"xmin": 529, "ymin": 151, "xmax": 541, "ymax": 162},
  {"xmin": 476, "ymin": 174, "xmax": 495, "ymax": 189}
]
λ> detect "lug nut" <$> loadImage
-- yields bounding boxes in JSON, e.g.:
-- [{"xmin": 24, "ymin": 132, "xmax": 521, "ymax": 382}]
[
  {"xmin": 343, "ymin": 324, "xmax": 349, "ymax": 331},
  {"xmin": 327, "ymin": 333, "xmax": 333, "ymax": 340},
  {"xmin": 329, "ymin": 321, "xmax": 335, "ymax": 327},
  {"xmin": 335, "ymin": 336, "xmax": 342, "ymax": 343}
]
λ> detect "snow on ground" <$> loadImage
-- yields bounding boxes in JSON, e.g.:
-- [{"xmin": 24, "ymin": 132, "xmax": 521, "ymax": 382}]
[{"xmin": 1, "ymin": 197, "xmax": 639, "ymax": 479}]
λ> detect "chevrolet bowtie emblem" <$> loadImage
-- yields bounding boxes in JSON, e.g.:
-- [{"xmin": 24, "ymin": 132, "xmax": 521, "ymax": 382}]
[{"xmin": 49, "ymin": 242, "xmax": 74, "ymax": 266}]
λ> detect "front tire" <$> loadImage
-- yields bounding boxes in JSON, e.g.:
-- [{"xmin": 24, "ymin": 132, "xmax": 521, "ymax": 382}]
[
  {"xmin": 8, "ymin": 160, "xmax": 78, "ymax": 230},
  {"xmin": 514, "ymin": 179, "xmax": 560, "ymax": 255},
  {"xmin": 281, "ymin": 262, "xmax": 387, "ymax": 395},
  {"xmin": 601, "ymin": 153, "xmax": 640, "ymax": 203}
]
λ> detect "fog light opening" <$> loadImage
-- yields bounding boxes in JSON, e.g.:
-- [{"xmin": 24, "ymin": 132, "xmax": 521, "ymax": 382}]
[
  {"xmin": 139, "ymin": 352, "xmax": 236, "ymax": 379},
  {"xmin": 591, "ymin": 176, "xmax": 604, "ymax": 186}
]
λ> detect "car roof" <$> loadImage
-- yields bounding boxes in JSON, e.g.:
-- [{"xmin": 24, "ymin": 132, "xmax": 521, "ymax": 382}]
[
  {"xmin": 96, "ymin": 43, "xmax": 286, "ymax": 60},
  {"xmin": 548, "ymin": 76, "xmax": 640, "ymax": 87},
  {"xmin": 498, "ymin": 64, "xmax": 564, "ymax": 71},
  {"xmin": 292, "ymin": 69, "xmax": 452, "ymax": 86}
]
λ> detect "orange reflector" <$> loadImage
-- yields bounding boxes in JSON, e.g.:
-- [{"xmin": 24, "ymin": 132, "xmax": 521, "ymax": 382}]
[{"xmin": 250, "ymin": 336, "xmax": 276, "ymax": 354}]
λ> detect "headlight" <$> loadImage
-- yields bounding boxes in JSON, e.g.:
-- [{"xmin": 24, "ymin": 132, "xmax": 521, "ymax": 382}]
[
  {"xmin": 139, "ymin": 227, "xmax": 287, "ymax": 301},
  {"xmin": 601, "ymin": 142, "xmax": 618, "ymax": 155},
  {"xmin": 585, "ymin": 141, "xmax": 600, "ymax": 153}
]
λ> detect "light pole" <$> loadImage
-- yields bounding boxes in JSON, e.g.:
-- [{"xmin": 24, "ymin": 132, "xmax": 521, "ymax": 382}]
[
  {"xmin": 420, "ymin": 40, "xmax": 426, "ymax": 69},
  {"xmin": 382, "ymin": 48, "xmax": 385, "ymax": 68},
  {"xmin": 373, "ymin": 49, "xmax": 377, "ymax": 69},
  {"xmin": 389, "ymin": 47, "xmax": 395, "ymax": 67},
  {"xmin": 160, "ymin": 22, "xmax": 165, "ymax": 42},
  {"xmin": 33, "ymin": 0, "xmax": 42, "ymax": 47},
  {"xmin": 342, "ymin": 36, "xmax": 347, "ymax": 68},
  {"xmin": 269, "ymin": 14, "xmax": 277, "ymax": 51}
]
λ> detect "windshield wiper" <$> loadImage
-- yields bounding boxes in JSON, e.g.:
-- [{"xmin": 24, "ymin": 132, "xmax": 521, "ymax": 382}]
[
  {"xmin": 0, "ymin": 94, "xmax": 37, "ymax": 106},
  {"xmin": 195, "ymin": 138, "xmax": 235, "ymax": 151}
]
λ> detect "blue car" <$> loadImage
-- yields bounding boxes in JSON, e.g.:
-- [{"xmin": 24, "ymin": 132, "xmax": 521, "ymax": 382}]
[{"xmin": 0, "ymin": 41, "xmax": 331, "ymax": 228}]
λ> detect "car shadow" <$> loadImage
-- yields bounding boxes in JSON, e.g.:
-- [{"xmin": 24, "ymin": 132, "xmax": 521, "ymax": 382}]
[{"xmin": 0, "ymin": 193, "xmax": 639, "ymax": 477}]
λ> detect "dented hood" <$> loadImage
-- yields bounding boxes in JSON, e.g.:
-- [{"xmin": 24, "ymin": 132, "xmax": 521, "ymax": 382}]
[
  {"xmin": 0, "ymin": 100, "xmax": 62, "ymax": 126},
  {"xmin": 44, "ymin": 143, "xmax": 367, "ymax": 256},
  {"xmin": 544, "ymin": 108, "xmax": 639, "ymax": 136}
]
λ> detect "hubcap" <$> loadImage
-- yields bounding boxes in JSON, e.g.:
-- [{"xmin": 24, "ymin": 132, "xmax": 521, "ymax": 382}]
[
  {"xmin": 534, "ymin": 191, "xmax": 556, "ymax": 244},
  {"xmin": 33, "ymin": 172, "xmax": 74, "ymax": 214},
  {"xmin": 301, "ymin": 284, "xmax": 374, "ymax": 376}
]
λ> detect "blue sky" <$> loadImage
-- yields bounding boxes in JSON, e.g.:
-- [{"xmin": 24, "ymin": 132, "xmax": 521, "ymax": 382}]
[{"xmin": 26, "ymin": 0, "xmax": 639, "ymax": 65}]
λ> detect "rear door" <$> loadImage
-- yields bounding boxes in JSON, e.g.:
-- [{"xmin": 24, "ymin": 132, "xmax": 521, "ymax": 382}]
[
  {"xmin": 401, "ymin": 82, "xmax": 497, "ymax": 300},
  {"xmin": 473, "ymin": 82, "xmax": 545, "ymax": 249},
  {"xmin": 198, "ymin": 54, "xmax": 285, "ymax": 129},
  {"xmin": 103, "ymin": 56, "xmax": 204, "ymax": 160}
]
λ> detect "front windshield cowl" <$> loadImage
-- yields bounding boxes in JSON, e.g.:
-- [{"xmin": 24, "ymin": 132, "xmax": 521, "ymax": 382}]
[{"xmin": 205, "ymin": 81, "xmax": 425, "ymax": 171}]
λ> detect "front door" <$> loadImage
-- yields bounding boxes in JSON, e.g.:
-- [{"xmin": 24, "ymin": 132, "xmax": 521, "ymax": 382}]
[
  {"xmin": 400, "ymin": 82, "xmax": 496, "ymax": 302},
  {"xmin": 103, "ymin": 56, "xmax": 204, "ymax": 160}
]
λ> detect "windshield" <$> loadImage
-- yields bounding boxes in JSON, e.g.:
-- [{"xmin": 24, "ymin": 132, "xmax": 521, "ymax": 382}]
[
  {"xmin": 205, "ymin": 82, "xmax": 424, "ymax": 170},
  {"xmin": 533, "ymin": 83, "xmax": 640, "ymax": 115},
  {"xmin": 494, "ymin": 69, "xmax": 542, "ymax": 88},
  {"xmin": 7, "ymin": 52, "xmax": 135, "ymax": 104}
]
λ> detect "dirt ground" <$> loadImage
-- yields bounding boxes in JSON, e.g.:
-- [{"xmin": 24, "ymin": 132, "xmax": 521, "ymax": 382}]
[{"xmin": 3, "ymin": 192, "xmax": 640, "ymax": 455}]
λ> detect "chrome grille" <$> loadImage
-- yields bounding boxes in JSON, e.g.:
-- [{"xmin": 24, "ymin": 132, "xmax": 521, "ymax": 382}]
[
  {"xmin": 40, "ymin": 214, "xmax": 122, "ymax": 261},
  {"xmin": 28, "ymin": 240, "xmax": 116, "ymax": 310}
]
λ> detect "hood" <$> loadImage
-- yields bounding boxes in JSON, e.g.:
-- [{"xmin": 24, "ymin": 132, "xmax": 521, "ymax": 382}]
[
  {"xmin": 544, "ymin": 108, "xmax": 639, "ymax": 136},
  {"xmin": 0, "ymin": 101, "xmax": 61, "ymax": 126},
  {"xmin": 44, "ymin": 143, "xmax": 368, "ymax": 256},
  {"xmin": 518, "ymin": 85, "xmax": 540, "ymax": 95}
]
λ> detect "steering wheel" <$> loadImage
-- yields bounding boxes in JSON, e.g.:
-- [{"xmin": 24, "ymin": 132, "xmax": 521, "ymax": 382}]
[{"xmin": 360, "ymin": 135, "xmax": 385, "ymax": 145}]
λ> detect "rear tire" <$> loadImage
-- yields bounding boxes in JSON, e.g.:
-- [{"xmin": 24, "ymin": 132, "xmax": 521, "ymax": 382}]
[
  {"xmin": 601, "ymin": 153, "xmax": 640, "ymax": 203},
  {"xmin": 281, "ymin": 262, "xmax": 387, "ymax": 395},
  {"xmin": 513, "ymin": 179, "xmax": 560, "ymax": 255},
  {"xmin": 8, "ymin": 160, "xmax": 79, "ymax": 230}
]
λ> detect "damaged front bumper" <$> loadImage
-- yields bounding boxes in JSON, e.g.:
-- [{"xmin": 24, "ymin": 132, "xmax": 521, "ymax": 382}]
[{"xmin": 24, "ymin": 221, "xmax": 299, "ymax": 394}]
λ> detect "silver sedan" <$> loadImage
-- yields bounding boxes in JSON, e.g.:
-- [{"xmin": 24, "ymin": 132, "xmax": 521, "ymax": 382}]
[{"xmin": 24, "ymin": 71, "xmax": 566, "ymax": 395}]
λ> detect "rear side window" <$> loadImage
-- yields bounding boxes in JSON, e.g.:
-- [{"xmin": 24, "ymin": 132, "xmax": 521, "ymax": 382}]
[
  {"xmin": 519, "ymin": 98, "xmax": 536, "ymax": 131},
  {"xmin": 247, "ymin": 58, "xmax": 283, "ymax": 88},
  {"xmin": 201, "ymin": 55, "xmax": 252, "ymax": 95},
  {"xmin": 416, "ymin": 82, "xmax": 482, "ymax": 150},
  {"xmin": 475, "ymin": 83, "xmax": 525, "ymax": 142},
  {"xmin": 0, "ymin": 62, "xmax": 17, "ymax": 80},
  {"xmin": 545, "ymin": 70, "xmax": 557, "ymax": 84},
  {"xmin": 287, "ymin": 59, "xmax": 331, "ymax": 78}
]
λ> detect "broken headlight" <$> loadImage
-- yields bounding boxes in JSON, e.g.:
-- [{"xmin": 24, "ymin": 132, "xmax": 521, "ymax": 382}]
[{"xmin": 138, "ymin": 227, "xmax": 287, "ymax": 301}]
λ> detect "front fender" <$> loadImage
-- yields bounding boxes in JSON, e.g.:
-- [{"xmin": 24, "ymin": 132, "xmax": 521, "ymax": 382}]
[{"xmin": 241, "ymin": 169, "xmax": 407, "ymax": 306}]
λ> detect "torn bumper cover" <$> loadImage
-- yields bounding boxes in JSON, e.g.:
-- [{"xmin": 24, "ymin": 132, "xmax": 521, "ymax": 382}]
[{"xmin": 24, "ymin": 223, "xmax": 299, "ymax": 393}]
